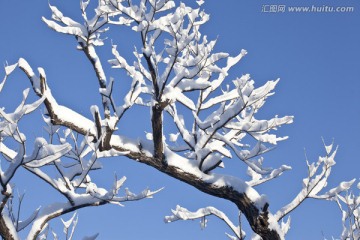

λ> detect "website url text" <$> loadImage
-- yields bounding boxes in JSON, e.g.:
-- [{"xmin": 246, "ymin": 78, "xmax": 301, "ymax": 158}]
[{"xmin": 261, "ymin": 5, "xmax": 355, "ymax": 13}]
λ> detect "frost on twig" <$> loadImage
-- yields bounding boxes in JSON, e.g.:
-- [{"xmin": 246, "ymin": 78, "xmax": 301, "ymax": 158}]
[{"xmin": 165, "ymin": 205, "xmax": 245, "ymax": 240}]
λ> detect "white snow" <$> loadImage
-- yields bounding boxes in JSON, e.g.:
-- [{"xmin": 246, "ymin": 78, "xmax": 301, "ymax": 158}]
[
  {"xmin": 165, "ymin": 205, "xmax": 244, "ymax": 238},
  {"xmin": 110, "ymin": 135, "xmax": 142, "ymax": 153},
  {"xmin": 196, "ymin": 0, "xmax": 204, "ymax": 6},
  {"xmin": 24, "ymin": 138, "xmax": 72, "ymax": 168},
  {"xmin": 18, "ymin": 58, "xmax": 41, "ymax": 93},
  {"xmin": 5, "ymin": 62, "xmax": 18, "ymax": 76},
  {"xmin": 3, "ymin": 214, "xmax": 20, "ymax": 240},
  {"xmin": 0, "ymin": 142, "xmax": 17, "ymax": 160},
  {"xmin": 42, "ymin": 17, "xmax": 84, "ymax": 37},
  {"xmin": 169, "ymin": 132, "xmax": 180, "ymax": 142},
  {"xmin": 86, "ymin": 45, "xmax": 106, "ymax": 81}
]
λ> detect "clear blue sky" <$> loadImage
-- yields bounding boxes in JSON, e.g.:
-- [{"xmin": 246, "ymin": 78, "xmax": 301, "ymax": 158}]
[{"xmin": 1, "ymin": 0, "xmax": 360, "ymax": 239}]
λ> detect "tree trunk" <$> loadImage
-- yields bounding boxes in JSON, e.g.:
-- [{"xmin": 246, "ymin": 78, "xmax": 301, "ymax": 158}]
[{"xmin": 152, "ymin": 104, "xmax": 164, "ymax": 161}]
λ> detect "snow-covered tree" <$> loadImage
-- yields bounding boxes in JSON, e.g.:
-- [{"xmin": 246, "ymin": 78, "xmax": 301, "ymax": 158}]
[{"xmin": 0, "ymin": 1, "xmax": 356, "ymax": 239}]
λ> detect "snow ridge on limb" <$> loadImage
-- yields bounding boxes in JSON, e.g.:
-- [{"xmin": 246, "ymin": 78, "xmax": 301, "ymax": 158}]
[
  {"xmin": 17, "ymin": 58, "xmax": 97, "ymax": 138},
  {"xmin": 165, "ymin": 205, "xmax": 245, "ymax": 239}
]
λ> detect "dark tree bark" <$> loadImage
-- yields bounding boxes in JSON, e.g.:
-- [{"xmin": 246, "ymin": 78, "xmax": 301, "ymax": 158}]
[
  {"xmin": 152, "ymin": 104, "xmax": 164, "ymax": 160},
  {"xmin": 114, "ymin": 147, "xmax": 282, "ymax": 240},
  {"xmin": 0, "ymin": 215, "xmax": 15, "ymax": 240}
]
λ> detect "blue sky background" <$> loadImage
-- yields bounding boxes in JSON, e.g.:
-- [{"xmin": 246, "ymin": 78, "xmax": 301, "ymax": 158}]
[{"xmin": 0, "ymin": 0, "xmax": 360, "ymax": 239}]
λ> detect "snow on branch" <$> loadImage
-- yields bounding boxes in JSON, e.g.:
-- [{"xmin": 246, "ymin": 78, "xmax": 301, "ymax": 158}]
[
  {"xmin": 165, "ymin": 72, "xmax": 293, "ymax": 174},
  {"xmin": 0, "ymin": 88, "xmax": 71, "ymax": 193},
  {"xmin": 5, "ymin": 54, "xmax": 283, "ymax": 240},
  {"xmin": 274, "ymin": 141, "xmax": 356, "ymax": 222},
  {"xmin": 335, "ymin": 184, "xmax": 360, "ymax": 239},
  {"xmin": 36, "ymin": 211, "xmax": 100, "ymax": 240},
  {"xmin": 27, "ymin": 181, "xmax": 162, "ymax": 239},
  {"xmin": 165, "ymin": 205, "xmax": 245, "ymax": 240},
  {"xmin": 23, "ymin": 138, "xmax": 72, "ymax": 168},
  {"xmin": 246, "ymin": 164, "xmax": 292, "ymax": 187},
  {"xmin": 16, "ymin": 58, "xmax": 97, "ymax": 137},
  {"xmin": 122, "ymin": 3, "xmax": 296, "ymax": 175},
  {"xmin": 60, "ymin": 211, "xmax": 78, "ymax": 240},
  {"xmin": 42, "ymin": 1, "xmax": 113, "ymax": 115},
  {"xmin": 108, "ymin": 45, "xmax": 147, "ymax": 118},
  {"xmin": 0, "ymin": 62, "xmax": 18, "ymax": 93},
  {"xmin": 42, "ymin": 2, "xmax": 109, "ymax": 47},
  {"xmin": 0, "ymin": 78, "xmax": 73, "ymax": 238}
]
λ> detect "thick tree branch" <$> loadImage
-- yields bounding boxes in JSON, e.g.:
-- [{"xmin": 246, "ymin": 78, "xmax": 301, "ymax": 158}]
[
  {"xmin": 111, "ymin": 141, "xmax": 281, "ymax": 239},
  {"xmin": 18, "ymin": 59, "xmax": 97, "ymax": 139},
  {"xmin": 16, "ymin": 61, "xmax": 282, "ymax": 239}
]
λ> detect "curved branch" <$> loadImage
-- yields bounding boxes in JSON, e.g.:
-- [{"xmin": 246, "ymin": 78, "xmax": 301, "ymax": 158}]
[
  {"xmin": 27, "ymin": 198, "xmax": 108, "ymax": 240},
  {"xmin": 18, "ymin": 58, "xmax": 97, "ymax": 139},
  {"xmin": 111, "ymin": 136, "xmax": 281, "ymax": 239}
]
